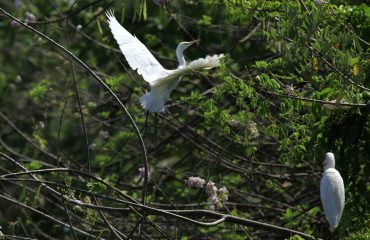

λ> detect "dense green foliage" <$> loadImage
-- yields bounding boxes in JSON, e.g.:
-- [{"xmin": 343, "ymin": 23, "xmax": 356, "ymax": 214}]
[{"xmin": 0, "ymin": 0, "xmax": 369, "ymax": 239}]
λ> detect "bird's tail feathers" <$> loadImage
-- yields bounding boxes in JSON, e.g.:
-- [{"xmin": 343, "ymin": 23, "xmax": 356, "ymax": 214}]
[
  {"xmin": 139, "ymin": 91, "xmax": 166, "ymax": 113},
  {"xmin": 329, "ymin": 226, "xmax": 337, "ymax": 232},
  {"xmin": 187, "ymin": 54, "xmax": 224, "ymax": 70}
]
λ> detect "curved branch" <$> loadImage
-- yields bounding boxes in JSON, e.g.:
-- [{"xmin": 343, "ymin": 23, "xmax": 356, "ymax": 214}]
[
  {"xmin": 167, "ymin": 209, "xmax": 318, "ymax": 239},
  {"xmin": 261, "ymin": 89, "xmax": 366, "ymax": 107},
  {"xmin": 0, "ymin": 168, "xmax": 318, "ymax": 239},
  {"xmin": 0, "ymin": 111, "xmax": 57, "ymax": 160},
  {"xmin": 227, "ymin": 72, "xmax": 366, "ymax": 108},
  {"xmin": 0, "ymin": 7, "xmax": 149, "ymax": 205},
  {"xmin": 318, "ymin": 54, "xmax": 370, "ymax": 92},
  {"xmin": 26, "ymin": 0, "xmax": 104, "ymax": 25},
  {"xmin": 0, "ymin": 154, "xmax": 173, "ymax": 239},
  {"xmin": 72, "ymin": 201, "xmax": 318, "ymax": 239},
  {"xmin": 0, "ymin": 194, "xmax": 104, "ymax": 240}
]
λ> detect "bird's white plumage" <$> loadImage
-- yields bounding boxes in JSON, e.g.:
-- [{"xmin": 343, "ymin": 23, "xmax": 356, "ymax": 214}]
[
  {"xmin": 187, "ymin": 54, "xmax": 224, "ymax": 70},
  {"xmin": 320, "ymin": 152, "xmax": 345, "ymax": 232},
  {"xmin": 140, "ymin": 77, "xmax": 182, "ymax": 112},
  {"xmin": 106, "ymin": 10, "xmax": 224, "ymax": 112},
  {"xmin": 106, "ymin": 10, "xmax": 169, "ymax": 83}
]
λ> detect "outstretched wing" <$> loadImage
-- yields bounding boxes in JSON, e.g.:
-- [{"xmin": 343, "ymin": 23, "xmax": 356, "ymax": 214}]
[
  {"xmin": 187, "ymin": 54, "xmax": 224, "ymax": 70},
  {"xmin": 106, "ymin": 10, "xmax": 167, "ymax": 83}
]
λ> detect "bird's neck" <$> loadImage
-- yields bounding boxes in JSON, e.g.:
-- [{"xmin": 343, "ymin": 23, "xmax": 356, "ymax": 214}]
[
  {"xmin": 176, "ymin": 49, "xmax": 186, "ymax": 69},
  {"xmin": 324, "ymin": 163, "xmax": 335, "ymax": 171},
  {"xmin": 324, "ymin": 157, "xmax": 335, "ymax": 171}
]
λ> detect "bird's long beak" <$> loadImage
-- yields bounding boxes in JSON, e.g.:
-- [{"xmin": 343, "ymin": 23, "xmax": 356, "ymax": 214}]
[{"xmin": 189, "ymin": 39, "xmax": 200, "ymax": 45}]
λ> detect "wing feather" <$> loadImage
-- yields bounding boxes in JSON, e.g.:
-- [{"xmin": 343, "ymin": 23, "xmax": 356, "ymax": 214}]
[
  {"xmin": 187, "ymin": 54, "xmax": 224, "ymax": 70},
  {"xmin": 106, "ymin": 10, "xmax": 167, "ymax": 83}
]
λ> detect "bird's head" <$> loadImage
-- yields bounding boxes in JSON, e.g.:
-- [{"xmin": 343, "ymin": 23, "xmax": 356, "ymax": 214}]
[
  {"xmin": 176, "ymin": 39, "xmax": 200, "ymax": 52},
  {"xmin": 323, "ymin": 152, "xmax": 335, "ymax": 170},
  {"xmin": 176, "ymin": 40, "xmax": 200, "ymax": 68}
]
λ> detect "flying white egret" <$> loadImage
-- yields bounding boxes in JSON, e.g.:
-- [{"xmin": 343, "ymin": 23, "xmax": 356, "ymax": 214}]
[
  {"xmin": 106, "ymin": 10, "xmax": 224, "ymax": 112},
  {"xmin": 320, "ymin": 152, "xmax": 345, "ymax": 232}
]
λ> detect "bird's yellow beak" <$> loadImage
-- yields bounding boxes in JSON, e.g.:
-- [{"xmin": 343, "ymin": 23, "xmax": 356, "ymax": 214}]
[{"xmin": 188, "ymin": 39, "xmax": 200, "ymax": 45}]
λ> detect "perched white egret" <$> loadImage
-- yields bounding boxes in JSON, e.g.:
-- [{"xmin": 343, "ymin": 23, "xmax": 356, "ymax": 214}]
[
  {"xmin": 106, "ymin": 11, "xmax": 224, "ymax": 112},
  {"xmin": 320, "ymin": 152, "xmax": 345, "ymax": 232}
]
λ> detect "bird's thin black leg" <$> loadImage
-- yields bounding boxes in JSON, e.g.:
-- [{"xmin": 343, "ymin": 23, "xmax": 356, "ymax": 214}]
[
  {"xmin": 154, "ymin": 113, "xmax": 158, "ymax": 146},
  {"xmin": 334, "ymin": 228, "xmax": 339, "ymax": 240},
  {"xmin": 143, "ymin": 111, "xmax": 149, "ymax": 136}
]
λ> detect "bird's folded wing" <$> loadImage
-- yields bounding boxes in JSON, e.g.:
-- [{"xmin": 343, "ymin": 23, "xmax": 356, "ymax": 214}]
[
  {"xmin": 106, "ymin": 11, "xmax": 167, "ymax": 83},
  {"xmin": 320, "ymin": 171, "xmax": 344, "ymax": 227},
  {"xmin": 187, "ymin": 54, "xmax": 224, "ymax": 70}
]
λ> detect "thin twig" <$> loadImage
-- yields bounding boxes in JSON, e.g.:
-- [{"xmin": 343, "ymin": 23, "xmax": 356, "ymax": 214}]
[
  {"xmin": 56, "ymin": 97, "xmax": 78, "ymax": 240},
  {"xmin": 239, "ymin": 22, "xmax": 262, "ymax": 43},
  {"xmin": 317, "ymin": 52, "xmax": 370, "ymax": 92},
  {"xmin": 65, "ymin": 3, "xmax": 91, "ymax": 174},
  {"xmin": 297, "ymin": 0, "xmax": 311, "ymax": 15}
]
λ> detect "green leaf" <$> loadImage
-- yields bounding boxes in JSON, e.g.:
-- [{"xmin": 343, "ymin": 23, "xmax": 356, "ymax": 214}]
[
  {"xmin": 348, "ymin": 56, "xmax": 360, "ymax": 66},
  {"xmin": 28, "ymin": 79, "xmax": 48, "ymax": 102},
  {"xmin": 254, "ymin": 61, "xmax": 269, "ymax": 69},
  {"xmin": 26, "ymin": 161, "xmax": 42, "ymax": 170},
  {"xmin": 106, "ymin": 75, "xmax": 124, "ymax": 91},
  {"xmin": 198, "ymin": 15, "xmax": 212, "ymax": 27}
]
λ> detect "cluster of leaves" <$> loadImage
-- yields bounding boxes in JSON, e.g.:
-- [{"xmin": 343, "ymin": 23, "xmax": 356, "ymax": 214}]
[{"xmin": 0, "ymin": 0, "xmax": 369, "ymax": 239}]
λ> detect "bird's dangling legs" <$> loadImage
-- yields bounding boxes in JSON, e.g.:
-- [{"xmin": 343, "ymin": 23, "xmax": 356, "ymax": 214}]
[
  {"xmin": 143, "ymin": 111, "xmax": 149, "ymax": 136},
  {"xmin": 154, "ymin": 113, "xmax": 158, "ymax": 146},
  {"xmin": 332, "ymin": 229, "xmax": 339, "ymax": 240},
  {"xmin": 326, "ymin": 228, "xmax": 337, "ymax": 240}
]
